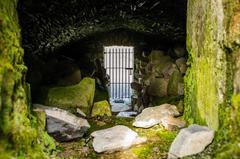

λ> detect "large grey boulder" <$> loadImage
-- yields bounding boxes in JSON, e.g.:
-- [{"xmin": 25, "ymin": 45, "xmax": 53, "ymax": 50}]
[
  {"xmin": 91, "ymin": 125, "xmax": 147, "ymax": 153},
  {"xmin": 133, "ymin": 104, "xmax": 180, "ymax": 128},
  {"xmin": 33, "ymin": 104, "xmax": 90, "ymax": 142},
  {"xmin": 168, "ymin": 124, "xmax": 214, "ymax": 158}
]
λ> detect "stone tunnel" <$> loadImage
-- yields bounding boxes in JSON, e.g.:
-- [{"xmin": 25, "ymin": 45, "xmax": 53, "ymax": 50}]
[{"xmin": 0, "ymin": 0, "xmax": 239, "ymax": 158}]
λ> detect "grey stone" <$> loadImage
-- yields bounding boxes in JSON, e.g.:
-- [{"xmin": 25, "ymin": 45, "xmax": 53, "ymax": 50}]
[
  {"xmin": 161, "ymin": 116, "xmax": 186, "ymax": 131},
  {"xmin": 168, "ymin": 124, "xmax": 214, "ymax": 158},
  {"xmin": 33, "ymin": 104, "xmax": 90, "ymax": 142},
  {"xmin": 133, "ymin": 104, "xmax": 180, "ymax": 128},
  {"xmin": 91, "ymin": 125, "xmax": 147, "ymax": 153}
]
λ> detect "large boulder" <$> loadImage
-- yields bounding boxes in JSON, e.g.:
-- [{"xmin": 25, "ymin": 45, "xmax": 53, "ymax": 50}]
[
  {"xmin": 33, "ymin": 104, "xmax": 90, "ymax": 142},
  {"xmin": 91, "ymin": 125, "xmax": 147, "ymax": 153},
  {"xmin": 168, "ymin": 124, "xmax": 214, "ymax": 158},
  {"xmin": 91, "ymin": 100, "xmax": 112, "ymax": 117},
  {"xmin": 44, "ymin": 77, "xmax": 95, "ymax": 115},
  {"xmin": 147, "ymin": 78, "xmax": 169, "ymax": 97},
  {"xmin": 133, "ymin": 104, "xmax": 180, "ymax": 128}
]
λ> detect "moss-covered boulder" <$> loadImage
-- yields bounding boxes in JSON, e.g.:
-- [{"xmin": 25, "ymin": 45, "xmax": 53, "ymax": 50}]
[
  {"xmin": 91, "ymin": 100, "xmax": 112, "ymax": 117},
  {"xmin": 44, "ymin": 77, "xmax": 95, "ymax": 115}
]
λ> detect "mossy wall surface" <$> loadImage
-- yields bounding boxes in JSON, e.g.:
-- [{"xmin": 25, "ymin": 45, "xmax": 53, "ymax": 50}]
[
  {"xmin": 185, "ymin": 0, "xmax": 229, "ymax": 130},
  {"xmin": 0, "ymin": 0, "xmax": 55, "ymax": 158},
  {"xmin": 185, "ymin": 0, "xmax": 240, "ymax": 157}
]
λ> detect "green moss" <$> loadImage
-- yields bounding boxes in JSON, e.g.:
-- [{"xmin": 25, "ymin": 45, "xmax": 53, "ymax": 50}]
[
  {"xmin": 57, "ymin": 116, "xmax": 177, "ymax": 159},
  {"xmin": 132, "ymin": 126, "xmax": 177, "ymax": 159},
  {"xmin": 91, "ymin": 100, "xmax": 112, "ymax": 117},
  {"xmin": 44, "ymin": 77, "xmax": 95, "ymax": 115},
  {"xmin": 0, "ymin": 0, "xmax": 56, "ymax": 158}
]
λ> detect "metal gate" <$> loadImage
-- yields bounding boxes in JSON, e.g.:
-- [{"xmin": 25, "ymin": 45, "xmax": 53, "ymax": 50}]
[{"xmin": 104, "ymin": 46, "xmax": 134, "ymax": 100}]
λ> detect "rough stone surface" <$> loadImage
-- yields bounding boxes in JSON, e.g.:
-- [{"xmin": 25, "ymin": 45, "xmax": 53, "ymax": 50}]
[
  {"xmin": 91, "ymin": 100, "xmax": 112, "ymax": 117},
  {"xmin": 43, "ymin": 77, "xmax": 95, "ymax": 115},
  {"xmin": 133, "ymin": 104, "xmax": 180, "ymax": 128},
  {"xmin": 91, "ymin": 125, "xmax": 147, "ymax": 153},
  {"xmin": 33, "ymin": 104, "xmax": 90, "ymax": 142},
  {"xmin": 176, "ymin": 57, "xmax": 187, "ymax": 74},
  {"xmin": 161, "ymin": 116, "xmax": 186, "ymax": 131},
  {"xmin": 148, "ymin": 78, "xmax": 169, "ymax": 97},
  {"xmin": 167, "ymin": 70, "xmax": 183, "ymax": 96},
  {"xmin": 0, "ymin": 0, "xmax": 55, "ymax": 157},
  {"xmin": 168, "ymin": 124, "xmax": 214, "ymax": 158}
]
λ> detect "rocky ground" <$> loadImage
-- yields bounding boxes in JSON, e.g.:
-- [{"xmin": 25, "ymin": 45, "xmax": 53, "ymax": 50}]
[{"xmin": 55, "ymin": 116, "xmax": 177, "ymax": 159}]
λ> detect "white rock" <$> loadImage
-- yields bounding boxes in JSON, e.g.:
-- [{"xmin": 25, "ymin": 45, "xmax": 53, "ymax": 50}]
[
  {"xmin": 117, "ymin": 111, "xmax": 137, "ymax": 118},
  {"xmin": 133, "ymin": 104, "xmax": 180, "ymax": 128},
  {"xmin": 91, "ymin": 125, "xmax": 147, "ymax": 153},
  {"xmin": 33, "ymin": 104, "xmax": 90, "ymax": 142},
  {"xmin": 168, "ymin": 124, "xmax": 214, "ymax": 158},
  {"xmin": 77, "ymin": 108, "xmax": 86, "ymax": 117}
]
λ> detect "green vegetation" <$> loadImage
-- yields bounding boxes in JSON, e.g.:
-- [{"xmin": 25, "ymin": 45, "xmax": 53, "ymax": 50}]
[
  {"xmin": 0, "ymin": 0, "xmax": 56, "ymax": 158},
  {"xmin": 44, "ymin": 77, "xmax": 95, "ymax": 115},
  {"xmin": 91, "ymin": 100, "xmax": 112, "ymax": 117}
]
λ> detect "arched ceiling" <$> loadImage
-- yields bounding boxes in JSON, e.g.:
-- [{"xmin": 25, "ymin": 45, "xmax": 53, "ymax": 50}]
[{"xmin": 18, "ymin": 0, "xmax": 187, "ymax": 55}]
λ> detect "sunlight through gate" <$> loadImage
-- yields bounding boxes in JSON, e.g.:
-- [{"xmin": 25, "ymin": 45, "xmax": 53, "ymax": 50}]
[{"xmin": 104, "ymin": 46, "xmax": 134, "ymax": 101}]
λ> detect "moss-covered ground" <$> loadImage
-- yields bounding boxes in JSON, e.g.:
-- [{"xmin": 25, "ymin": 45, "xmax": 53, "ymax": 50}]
[{"xmin": 56, "ymin": 116, "xmax": 177, "ymax": 159}]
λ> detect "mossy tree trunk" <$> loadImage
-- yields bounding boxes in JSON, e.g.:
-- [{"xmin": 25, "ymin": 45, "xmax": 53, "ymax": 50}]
[
  {"xmin": 185, "ymin": 0, "xmax": 240, "ymax": 157},
  {"xmin": 0, "ymin": 0, "xmax": 55, "ymax": 158}
]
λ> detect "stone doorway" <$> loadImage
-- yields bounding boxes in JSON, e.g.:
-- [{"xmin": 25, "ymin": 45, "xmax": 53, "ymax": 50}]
[{"xmin": 104, "ymin": 46, "xmax": 134, "ymax": 112}]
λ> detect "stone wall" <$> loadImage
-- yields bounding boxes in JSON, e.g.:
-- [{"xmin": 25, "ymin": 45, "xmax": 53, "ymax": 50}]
[
  {"xmin": 185, "ymin": 0, "xmax": 240, "ymax": 157},
  {"xmin": 132, "ymin": 46, "xmax": 187, "ymax": 112},
  {"xmin": 0, "ymin": 0, "xmax": 55, "ymax": 158}
]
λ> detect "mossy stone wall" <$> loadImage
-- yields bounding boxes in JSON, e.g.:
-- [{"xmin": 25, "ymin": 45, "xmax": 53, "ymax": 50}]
[
  {"xmin": 0, "ymin": 0, "xmax": 55, "ymax": 158},
  {"xmin": 185, "ymin": 0, "xmax": 240, "ymax": 157}
]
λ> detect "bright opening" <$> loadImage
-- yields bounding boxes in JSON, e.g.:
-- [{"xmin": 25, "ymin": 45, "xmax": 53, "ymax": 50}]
[{"xmin": 104, "ymin": 46, "xmax": 134, "ymax": 112}]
